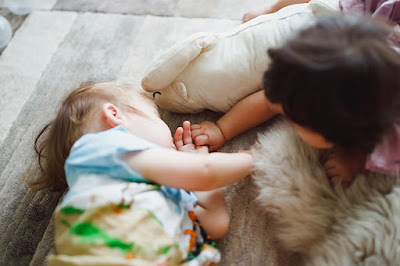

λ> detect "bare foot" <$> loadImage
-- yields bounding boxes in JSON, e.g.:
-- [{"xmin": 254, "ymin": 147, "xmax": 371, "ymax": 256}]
[
  {"xmin": 323, "ymin": 148, "xmax": 366, "ymax": 187},
  {"xmin": 242, "ymin": 6, "xmax": 272, "ymax": 23}
]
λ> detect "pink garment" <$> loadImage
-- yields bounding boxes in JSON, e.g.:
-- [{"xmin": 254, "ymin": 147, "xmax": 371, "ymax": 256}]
[
  {"xmin": 366, "ymin": 123, "xmax": 400, "ymax": 176},
  {"xmin": 340, "ymin": 0, "xmax": 400, "ymax": 52},
  {"xmin": 340, "ymin": 0, "xmax": 400, "ymax": 176}
]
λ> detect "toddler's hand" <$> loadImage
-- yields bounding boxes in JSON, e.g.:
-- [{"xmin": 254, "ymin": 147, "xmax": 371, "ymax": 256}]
[
  {"xmin": 324, "ymin": 148, "xmax": 366, "ymax": 187},
  {"xmin": 191, "ymin": 121, "xmax": 226, "ymax": 152},
  {"xmin": 174, "ymin": 121, "xmax": 208, "ymax": 154}
]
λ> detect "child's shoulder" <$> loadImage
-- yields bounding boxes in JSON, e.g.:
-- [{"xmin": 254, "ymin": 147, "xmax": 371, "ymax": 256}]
[
  {"xmin": 66, "ymin": 125, "xmax": 158, "ymax": 175},
  {"xmin": 65, "ymin": 125, "xmax": 158, "ymax": 187},
  {"xmin": 73, "ymin": 125, "xmax": 158, "ymax": 153}
]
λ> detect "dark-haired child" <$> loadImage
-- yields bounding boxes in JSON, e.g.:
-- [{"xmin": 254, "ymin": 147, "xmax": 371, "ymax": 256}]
[{"xmin": 191, "ymin": 16, "xmax": 400, "ymax": 185}]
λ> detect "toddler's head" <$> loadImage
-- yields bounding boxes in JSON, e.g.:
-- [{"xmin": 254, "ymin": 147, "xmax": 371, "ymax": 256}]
[
  {"xmin": 264, "ymin": 16, "xmax": 400, "ymax": 152},
  {"xmin": 31, "ymin": 82, "xmax": 173, "ymax": 191}
]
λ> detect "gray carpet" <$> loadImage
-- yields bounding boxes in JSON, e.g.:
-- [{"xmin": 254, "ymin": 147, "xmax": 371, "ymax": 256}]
[{"xmin": 0, "ymin": 1, "xmax": 292, "ymax": 265}]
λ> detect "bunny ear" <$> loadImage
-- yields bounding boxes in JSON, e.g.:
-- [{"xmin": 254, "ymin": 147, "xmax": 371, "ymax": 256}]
[
  {"xmin": 141, "ymin": 32, "xmax": 218, "ymax": 92},
  {"xmin": 172, "ymin": 82, "xmax": 188, "ymax": 102}
]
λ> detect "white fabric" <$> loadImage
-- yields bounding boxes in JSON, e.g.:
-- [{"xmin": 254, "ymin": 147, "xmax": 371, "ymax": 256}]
[
  {"xmin": 141, "ymin": 0, "xmax": 341, "ymax": 113},
  {"xmin": 252, "ymin": 119, "xmax": 400, "ymax": 265}
]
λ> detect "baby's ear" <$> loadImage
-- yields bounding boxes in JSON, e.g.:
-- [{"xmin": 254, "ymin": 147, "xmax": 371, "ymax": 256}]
[{"xmin": 102, "ymin": 103, "xmax": 124, "ymax": 128}]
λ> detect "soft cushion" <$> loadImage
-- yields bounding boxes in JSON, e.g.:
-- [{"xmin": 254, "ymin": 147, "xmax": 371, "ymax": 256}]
[
  {"xmin": 142, "ymin": 0, "xmax": 340, "ymax": 113},
  {"xmin": 252, "ymin": 119, "xmax": 400, "ymax": 265}
]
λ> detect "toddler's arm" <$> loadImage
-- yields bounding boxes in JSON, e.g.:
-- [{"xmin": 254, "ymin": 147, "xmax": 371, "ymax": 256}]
[
  {"xmin": 121, "ymin": 122, "xmax": 253, "ymax": 191},
  {"xmin": 122, "ymin": 148, "xmax": 253, "ymax": 191},
  {"xmin": 191, "ymin": 90, "xmax": 280, "ymax": 151}
]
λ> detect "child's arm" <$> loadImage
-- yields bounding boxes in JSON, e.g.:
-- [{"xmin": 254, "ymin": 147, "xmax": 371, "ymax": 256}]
[
  {"xmin": 121, "ymin": 120, "xmax": 253, "ymax": 191},
  {"xmin": 191, "ymin": 90, "xmax": 280, "ymax": 151},
  {"xmin": 122, "ymin": 147, "xmax": 253, "ymax": 191}
]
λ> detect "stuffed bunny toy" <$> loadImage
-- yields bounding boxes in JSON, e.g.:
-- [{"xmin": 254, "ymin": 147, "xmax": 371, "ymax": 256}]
[{"xmin": 142, "ymin": 0, "xmax": 340, "ymax": 113}]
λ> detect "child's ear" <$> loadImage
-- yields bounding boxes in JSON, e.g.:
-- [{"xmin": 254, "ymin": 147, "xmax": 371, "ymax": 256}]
[{"xmin": 102, "ymin": 103, "xmax": 124, "ymax": 128}]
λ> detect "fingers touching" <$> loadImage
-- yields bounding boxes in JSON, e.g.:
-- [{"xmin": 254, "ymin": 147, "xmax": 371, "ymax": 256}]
[{"xmin": 174, "ymin": 121, "xmax": 210, "ymax": 152}]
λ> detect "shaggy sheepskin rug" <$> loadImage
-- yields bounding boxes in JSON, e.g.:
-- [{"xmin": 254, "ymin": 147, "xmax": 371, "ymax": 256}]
[{"xmin": 252, "ymin": 119, "xmax": 400, "ymax": 265}]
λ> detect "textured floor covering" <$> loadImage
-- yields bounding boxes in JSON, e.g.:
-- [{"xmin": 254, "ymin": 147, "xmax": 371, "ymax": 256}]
[{"xmin": 0, "ymin": 1, "xmax": 292, "ymax": 265}]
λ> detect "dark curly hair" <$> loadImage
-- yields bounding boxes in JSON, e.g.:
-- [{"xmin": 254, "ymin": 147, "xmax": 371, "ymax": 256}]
[{"xmin": 264, "ymin": 15, "xmax": 400, "ymax": 153}]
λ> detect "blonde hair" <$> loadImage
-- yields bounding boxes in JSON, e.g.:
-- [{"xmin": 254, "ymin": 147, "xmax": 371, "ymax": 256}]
[{"xmin": 29, "ymin": 82, "xmax": 138, "ymax": 191}]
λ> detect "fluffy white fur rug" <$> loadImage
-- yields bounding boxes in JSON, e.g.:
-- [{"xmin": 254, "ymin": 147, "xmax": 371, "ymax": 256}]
[{"xmin": 252, "ymin": 119, "xmax": 400, "ymax": 265}]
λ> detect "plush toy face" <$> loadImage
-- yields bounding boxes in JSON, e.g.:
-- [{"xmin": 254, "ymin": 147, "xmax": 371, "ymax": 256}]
[{"xmin": 150, "ymin": 82, "xmax": 196, "ymax": 113}]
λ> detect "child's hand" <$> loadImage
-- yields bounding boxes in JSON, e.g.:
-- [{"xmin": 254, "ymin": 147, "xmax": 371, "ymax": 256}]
[
  {"xmin": 174, "ymin": 121, "xmax": 208, "ymax": 153},
  {"xmin": 324, "ymin": 148, "xmax": 366, "ymax": 187},
  {"xmin": 191, "ymin": 121, "xmax": 226, "ymax": 152}
]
